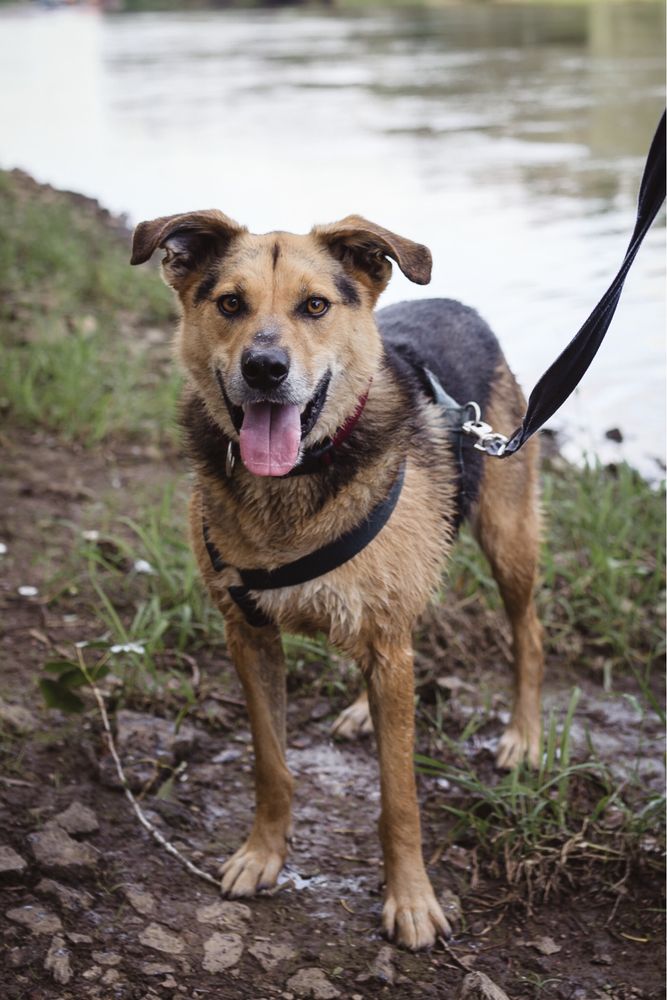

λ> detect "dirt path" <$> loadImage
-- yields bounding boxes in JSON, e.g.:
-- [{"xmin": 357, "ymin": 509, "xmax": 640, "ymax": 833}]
[{"xmin": 1, "ymin": 431, "xmax": 664, "ymax": 1000}]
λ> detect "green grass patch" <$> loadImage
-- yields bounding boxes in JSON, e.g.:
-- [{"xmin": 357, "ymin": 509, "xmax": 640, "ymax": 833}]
[
  {"xmin": 448, "ymin": 460, "xmax": 666, "ymax": 674},
  {"xmin": 0, "ymin": 169, "xmax": 180, "ymax": 445}
]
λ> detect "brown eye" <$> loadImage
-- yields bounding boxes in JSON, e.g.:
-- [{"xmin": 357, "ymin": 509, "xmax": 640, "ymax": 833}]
[
  {"xmin": 304, "ymin": 297, "xmax": 329, "ymax": 317},
  {"xmin": 218, "ymin": 294, "xmax": 242, "ymax": 317}
]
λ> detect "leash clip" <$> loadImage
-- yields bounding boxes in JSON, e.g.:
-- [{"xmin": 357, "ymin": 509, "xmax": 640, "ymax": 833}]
[{"xmin": 461, "ymin": 402, "xmax": 509, "ymax": 457}]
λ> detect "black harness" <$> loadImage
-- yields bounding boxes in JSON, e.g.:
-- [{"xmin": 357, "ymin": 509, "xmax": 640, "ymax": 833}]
[{"xmin": 202, "ymin": 362, "xmax": 467, "ymax": 629}]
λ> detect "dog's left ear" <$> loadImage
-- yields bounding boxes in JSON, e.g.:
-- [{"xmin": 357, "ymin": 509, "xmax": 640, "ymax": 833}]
[
  {"xmin": 130, "ymin": 210, "xmax": 245, "ymax": 289},
  {"xmin": 314, "ymin": 215, "xmax": 432, "ymax": 295}
]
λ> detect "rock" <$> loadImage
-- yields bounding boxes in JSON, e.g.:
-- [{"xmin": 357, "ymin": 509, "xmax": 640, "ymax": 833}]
[
  {"xmin": 527, "ymin": 935, "xmax": 561, "ymax": 956},
  {"xmin": 28, "ymin": 824, "xmax": 98, "ymax": 869},
  {"xmin": 202, "ymin": 931, "xmax": 244, "ymax": 972},
  {"xmin": 248, "ymin": 939, "xmax": 297, "ymax": 971},
  {"xmin": 458, "ymin": 972, "xmax": 511, "ymax": 1000},
  {"xmin": 111, "ymin": 711, "xmax": 198, "ymax": 790},
  {"xmin": 67, "ymin": 932, "xmax": 93, "ymax": 944},
  {"xmin": 369, "ymin": 945, "xmax": 395, "ymax": 984},
  {"xmin": 102, "ymin": 968, "xmax": 122, "ymax": 985},
  {"xmin": 605, "ymin": 427, "xmax": 623, "ymax": 443},
  {"xmin": 0, "ymin": 844, "xmax": 27, "ymax": 874},
  {"xmin": 141, "ymin": 962, "xmax": 176, "ymax": 976},
  {"xmin": 196, "ymin": 900, "xmax": 251, "ymax": 931},
  {"xmin": 6, "ymin": 904, "xmax": 62, "ymax": 935},
  {"xmin": 123, "ymin": 885, "xmax": 156, "ymax": 916},
  {"xmin": 8, "ymin": 946, "xmax": 32, "ymax": 968},
  {"xmin": 36, "ymin": 877, "xmax": 93, "ymax": 911},
  {"xmin": 440, "ymin": 889, "xmax": 463, "ymax": 926},
  {"xmin": 92, "ymin": 950, "xmax": 122, "ymax": 966},
  {"xmin": 44, "ymin": 934, "xmax": 73, "ymax": 984},
  {"xmin": 0, "ymin": 699, "xmax": 38, "ymax": 734},
  {"xmin": 139, "ymin": 923, "xmax": 185, "ymax": 955},
  {"xmin": 54, "ymin": 801, "xmax": 99, "ymax": 835},
  {"xmin": 286, "ymin": 968, "xmax": 341, "ymax": 999}
]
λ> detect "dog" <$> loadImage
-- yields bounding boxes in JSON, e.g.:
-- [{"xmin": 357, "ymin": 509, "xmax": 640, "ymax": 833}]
[{"xmin": 130, "ymin": 211, "xmax": 544, "ymax": 950}]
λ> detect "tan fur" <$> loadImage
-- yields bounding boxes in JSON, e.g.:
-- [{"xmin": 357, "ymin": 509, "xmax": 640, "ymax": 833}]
[{"xmin": 132, "ymin": 211, "xmax": 544, "ymax": 951}]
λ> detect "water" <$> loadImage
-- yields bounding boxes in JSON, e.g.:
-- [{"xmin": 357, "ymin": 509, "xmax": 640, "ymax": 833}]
[{"xmin": 1, "ymin": 1, "xmax": 664, "ymax": 473}]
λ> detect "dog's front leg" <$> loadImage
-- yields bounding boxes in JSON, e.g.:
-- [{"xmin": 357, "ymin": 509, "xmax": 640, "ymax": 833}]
[
  {"xmin": 364, "ymin": 639, "xmax": 450, "ymax": 950},
  {"xmin": 220, "ymin": 620, "xmax": 293, "ymax": 897}
]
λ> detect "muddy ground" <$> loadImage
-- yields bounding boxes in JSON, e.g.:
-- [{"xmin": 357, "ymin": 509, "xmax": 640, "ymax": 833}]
[{"xmin": 0, "ymin": 428, "xmax": 664, "ymax": 1000}]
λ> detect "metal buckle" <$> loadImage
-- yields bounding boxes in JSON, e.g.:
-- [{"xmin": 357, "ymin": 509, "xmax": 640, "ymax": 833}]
[{"xmin": 461, "ymin": 402, "xmax": 509, "ymax": 456}]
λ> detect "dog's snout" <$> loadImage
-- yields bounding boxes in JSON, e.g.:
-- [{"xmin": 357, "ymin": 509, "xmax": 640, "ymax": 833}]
[{"xmin": 241, "ymin": 347, "xmax": 290, "ymax": 391}]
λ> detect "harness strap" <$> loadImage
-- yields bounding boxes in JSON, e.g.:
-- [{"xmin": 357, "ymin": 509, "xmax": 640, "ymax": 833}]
[
  {"xmin": 203, "ymin": 460, "xmax": 406, "ymax": 627},
  {"xmin": 496, "ymin": 111, "xmax": 666, "ymax": 457}
]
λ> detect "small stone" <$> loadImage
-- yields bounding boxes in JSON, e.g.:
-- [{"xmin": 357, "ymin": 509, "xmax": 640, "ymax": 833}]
[
  {"xmin": 0, "ymin": 844, "xmax": 28, "ymax": 874},
  {"xmin": 440, "ymin": 889, "xmax": 463, "ymax": 926},
  {"xmin": 102, "ymin": 968, "xmax": 122, "ymax": 985},
  {"xmin": 44, "ymin": 934, "xmax": 72, "ymax": 984},
  {"xmin": 18, "ymin": 585, "xmax": 39, "ymax": 597},
  {"xmin": 458, "ymin": 972, "xmax": 511, "ymax": 1000},
  {"xmin": 92, "ymin": 950, "xmax": 122, "ymax": 967},
  {"xmin": 605, "ymin": 427, "xmax": 623, "ymax": 443},
  {"xmin": 6, "ymin": 904, "xmax": 62, "ymax": 935},
  {"xmin": 37, "ymin": 877, "xmax": 93, "ymax": 911},
  {"xmin": 0, "ymin": 699, "xmax": 38, "ymax": 734},
  {"xmin": 124, "ymin": 885, "xmax": 156, "ymax": 916},
  {"xmin": 286, "ymin": 968, "xmax": 341, "ymax": 999},
  {"xmin": 196, "ymin": 900, "xmax": 251, "ymax": 931},
  {"xmin": 112, "ymin": 711, "xmax": 198, "ymax": 790},
  {"xmin": 29, "ymin": 824, "xmax": 98, "ymax": 869},
  {"xmin": 527, "ymin": 935, "xmax": 561, "ymax": 956},
  {"xmin": 369, "ymin": 945, "xmax": 395, "ymax": 984},
  {"xmin": 202, "ymin": 931, "xmax": 244, "ymax": 972},
  {"xmin": 248, "ymin": 939, "xmax": 297, "ymax": 971},
  {"xmin": 140, "ymin": 923, "xmax": 185, "ymax": 955},
  {"xmin": 160, "ymin": 976, "xmax": 178, "ymax": 989},
  {"xmin": 82, "ymin": 966, "xmax": 102, "ymax": 981},
  {"xmin": 8, "ymin": 946, "xmax": 32, "ymax": 968},
  {"xmin": 54, "ymin": 801, "xmax": 99, "ymax": 835},
  {"xmin": 141, "ymin": 962, "xmax": 176, "ymax": 976},
  {"xmin": 67, "ymin": 932, "xmax": 93, "ymax": 944}
]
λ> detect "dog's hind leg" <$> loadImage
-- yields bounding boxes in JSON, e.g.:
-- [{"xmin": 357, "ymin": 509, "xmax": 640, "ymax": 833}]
[
  {"xmin": 330, "ymin": 689, "xmax": 373, "ymax": 740},
  {"xmin": 471, "ymin": 436, "xmax": 544, "ymax": 770},
  {"xmin": 219, "ymin": 620, "xmax": 294, "ymax": 896},
  {"xmin": 363, "ymin": 637, "xmax": 450, "ymax": 950}
]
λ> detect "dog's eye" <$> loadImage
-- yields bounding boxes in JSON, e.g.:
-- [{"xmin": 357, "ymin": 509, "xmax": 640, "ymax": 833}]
[
  {"xmin": 218, "ymin": 294, "xmax": 242, "ymax": 317},
  {"xmin": 304, "ymin": 297, "xmax": 329, "ymax": 317}
]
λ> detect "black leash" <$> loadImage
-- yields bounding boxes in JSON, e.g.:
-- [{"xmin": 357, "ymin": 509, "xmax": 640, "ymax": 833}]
[
  {"xmin": 203, "ymin": 461, "xmax": 406, "ymax": 627},
  {"xmin": 477, "ymin": 111, "xmax": 666, "ymax": 458}
]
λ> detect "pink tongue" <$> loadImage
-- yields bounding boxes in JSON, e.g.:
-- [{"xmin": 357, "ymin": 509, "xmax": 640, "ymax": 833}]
[{"xmin": 239, "ymin": 402, "xmax": 301, "ymax": 476}]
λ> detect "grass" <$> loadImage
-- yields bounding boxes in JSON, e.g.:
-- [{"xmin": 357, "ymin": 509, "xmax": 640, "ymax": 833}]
[{"xmin": 0, "ymin": 169, "xmax": 180, "ymax": 445}]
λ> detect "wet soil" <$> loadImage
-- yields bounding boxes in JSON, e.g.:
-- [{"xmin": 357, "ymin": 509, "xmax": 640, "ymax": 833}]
[{"xmin": 1, "ymin": 429, "xmax": 664, "ymax": 1000}]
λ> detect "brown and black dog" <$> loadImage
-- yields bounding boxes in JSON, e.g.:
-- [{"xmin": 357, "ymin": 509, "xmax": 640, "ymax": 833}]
[{"xmin": 130, "ymin": 211, "xmax": 544, "ymax": 950}]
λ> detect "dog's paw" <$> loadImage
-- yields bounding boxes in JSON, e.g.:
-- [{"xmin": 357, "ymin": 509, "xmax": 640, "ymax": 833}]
[
  {"xmin": 220, "ymin": 840, "xmax": 285, "ymax": 897},
  {"xmin": 330, "ymin": 694, "xmax": 373, "ymax": 741},
  {"xmin": 382, "ymin": 886, "xmax": 451, "ymax": 951},
  {"xmin": 496, "ymin": 724, "xmax": 540, "ymax": 770}
]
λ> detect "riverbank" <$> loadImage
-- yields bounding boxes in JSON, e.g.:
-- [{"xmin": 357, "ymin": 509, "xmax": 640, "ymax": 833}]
[{"xmin": 1, "ymin": 169, "xmax": 664, "ymax": 999}]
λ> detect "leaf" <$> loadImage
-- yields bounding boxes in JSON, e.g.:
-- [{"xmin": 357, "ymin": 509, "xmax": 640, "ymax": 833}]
[
  {"xmin": 39, "ymin": 678, "xmax": 85, "ymax": 714},
  {"xmin": 43, "ymin": 659, "xmax": 79, "ymax": 675}
]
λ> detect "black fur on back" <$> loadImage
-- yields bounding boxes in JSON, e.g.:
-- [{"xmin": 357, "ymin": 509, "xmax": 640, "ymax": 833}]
[{"xmin": 378, "ymin": 298, "xmax": 502, "ymax": 520}]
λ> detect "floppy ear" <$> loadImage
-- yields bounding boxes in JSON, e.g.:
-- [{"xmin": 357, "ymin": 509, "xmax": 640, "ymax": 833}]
[
  {"xmin": 313, "ymin": 214, "xmax": 432, "ymax": 296},
  {"xmin": 130, "ymin": 210, "xmax": 245, "ymax": 289}
]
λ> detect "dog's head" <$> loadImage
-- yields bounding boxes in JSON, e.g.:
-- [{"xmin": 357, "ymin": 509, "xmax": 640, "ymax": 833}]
[{"xmin": 131, "ymin": 211, "xmax": 431, "ymax": 476}]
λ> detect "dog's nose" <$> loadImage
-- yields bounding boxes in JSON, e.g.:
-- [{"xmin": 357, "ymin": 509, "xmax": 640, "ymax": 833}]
[{"xmin": 241, "ymin": 348, "xmax": 290, "ymax": 391}]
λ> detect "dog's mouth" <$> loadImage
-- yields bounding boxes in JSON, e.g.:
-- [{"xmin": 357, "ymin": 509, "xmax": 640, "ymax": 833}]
[{"xmin": 216, "ymin": 370, "xmax": 331, "ymax": 477}]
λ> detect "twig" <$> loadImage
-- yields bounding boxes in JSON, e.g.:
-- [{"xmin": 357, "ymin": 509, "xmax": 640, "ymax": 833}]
[
  {"xmin": 438, "ymin": 935, "xmax": 472, "ymax": 972},
  {"xmin": 77, "ymin": 649, "xmax": 218, "ymax": 889}
]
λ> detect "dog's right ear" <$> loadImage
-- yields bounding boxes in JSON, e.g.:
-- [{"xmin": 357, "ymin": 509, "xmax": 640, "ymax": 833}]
[{"xmin": 130, "ymin": 210, "xmax": 245, "ymax": 289}]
